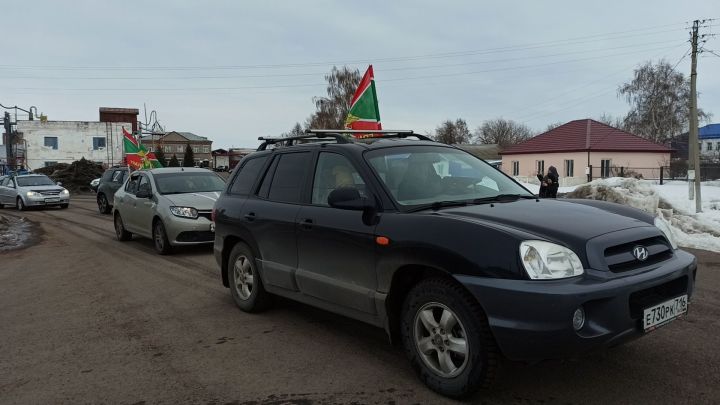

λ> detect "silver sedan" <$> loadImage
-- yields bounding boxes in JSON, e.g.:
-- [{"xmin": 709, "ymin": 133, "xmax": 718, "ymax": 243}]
[
  {"xmin": 112, "ymin": 167, "xmax": 225, "ymax": 254},
  {"xmin": 0, "ymin": 174, "xmax": 70, "ymax": 210}
]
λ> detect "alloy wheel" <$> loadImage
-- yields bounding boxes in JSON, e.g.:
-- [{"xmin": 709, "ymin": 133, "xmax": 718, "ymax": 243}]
[
  {"xmin": 233, "ymin": 255, "xmax": 254, "ymax": 300},
  {"xmin": 413, "ymin": 302, "xmax": 469, "ymax": 378}
]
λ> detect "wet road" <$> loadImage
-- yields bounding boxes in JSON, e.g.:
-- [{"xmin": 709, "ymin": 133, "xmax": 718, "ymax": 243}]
[{"xmin": 1, "ymin": 195, "xmax": 719, "ymax": 404}]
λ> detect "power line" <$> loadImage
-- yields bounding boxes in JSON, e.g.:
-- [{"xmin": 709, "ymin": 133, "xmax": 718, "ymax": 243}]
[{"xmin": 0, "ymin": 24, "xmax": 688, "ymax": 72}]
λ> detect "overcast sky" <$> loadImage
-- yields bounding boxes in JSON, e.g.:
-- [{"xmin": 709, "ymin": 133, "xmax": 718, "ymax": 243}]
[{"xmin": 2, "ymin": 0, "xmax": 719, "ymax": 149}]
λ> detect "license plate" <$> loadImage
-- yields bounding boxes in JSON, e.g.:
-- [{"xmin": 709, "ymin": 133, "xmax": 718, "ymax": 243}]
[
  {"xmin": 45, "ymin": 197, "xmax": 60, "ymax": 202},
  {"xmin": 210, "ymin": 223, "xmax": 215, "ymax": 232},
  {"xmin": 643, "ymin": 295, "xmax": 688, "ymax": 332}
]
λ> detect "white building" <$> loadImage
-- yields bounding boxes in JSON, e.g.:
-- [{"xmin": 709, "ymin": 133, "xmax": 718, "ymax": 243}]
[{"xmin": 18, "ymin": 120, "xmax": 131, "ymax": 170}]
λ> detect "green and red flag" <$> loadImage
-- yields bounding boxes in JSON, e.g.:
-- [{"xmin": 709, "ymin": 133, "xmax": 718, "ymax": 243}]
[
  {"xmin": 123, "ymin": 127, "xmax": 162, "ymax": 169},
  {"xmin": 344, "ymin": 65, "xmax": 382, "ymax": 133}
]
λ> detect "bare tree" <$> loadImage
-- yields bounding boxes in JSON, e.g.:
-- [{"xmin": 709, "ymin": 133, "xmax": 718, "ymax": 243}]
[
  {"xmin": 282, "ymin": 122, "xmax": 304, "ymax": 137},
  {"xmin": 544, "ymin": 121, "xmax": 564, "ymax": 133},
  {"xmin": 475, "ymin": 118, "xmax": 533, "ymax": 147},
  {"xmin": 618, "ymin": 60, "xmax": 712, "ymax": 144},
  {"xmin": 306, "ymin": 66, "xmax": 362, "ymax": 129},
  {"xmin": 596, "ymin": 113, "xmax": 624, "ymax": 129},
  {"xmin": 433, "ymin": 119, "xmax": 471, "ymax": 144}
]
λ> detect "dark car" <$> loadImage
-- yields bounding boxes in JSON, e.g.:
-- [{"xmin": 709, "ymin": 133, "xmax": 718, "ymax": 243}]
[
  {"xmin": 96, "ymin": 167, "xmax": 130, "ymax": 214},
  {"xmin": 212, "ymin": 130, "xmax": 697, "ymax": 398}
]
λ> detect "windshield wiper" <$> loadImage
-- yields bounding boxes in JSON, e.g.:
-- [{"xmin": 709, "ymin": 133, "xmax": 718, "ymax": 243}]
[
  {"xmin": 405, "ymin": 200, "xmax": 468, "ymax": 213},
  {"xmin": 471, "ymin": 194, "xmax": 536, "ymax": 204}
]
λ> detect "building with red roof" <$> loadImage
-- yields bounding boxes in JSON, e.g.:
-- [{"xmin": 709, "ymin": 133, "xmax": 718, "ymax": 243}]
[{"xmin": 501, "ymin": 119, "xmax": 672, "ymax": 186}]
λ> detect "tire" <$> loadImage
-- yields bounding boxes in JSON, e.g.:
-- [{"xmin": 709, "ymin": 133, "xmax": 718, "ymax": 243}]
[
  {"xmin": 152, "ymin": 219, "xmax": 172, "ymax": 255},
  {"xmin": 114, "ymin": 212, "xmax": 132, "ymax": 241},
  {"xmin": 401, "ymin": 278, "xmax": 498, "ymax": 398},
  {"xmin": 60, "ymin": 204, "xmax": 69, "ymax": 209},
  {"xmin": 16, "ymin": 197, "xmax": 26, "ymax": 211},
  {"xmin": 97, "ymin": 194, "xmax": 111, "ymax": 214},
  {"xmin": 228, "ymin": 242, "xmax": 271, "ymax": 312}
]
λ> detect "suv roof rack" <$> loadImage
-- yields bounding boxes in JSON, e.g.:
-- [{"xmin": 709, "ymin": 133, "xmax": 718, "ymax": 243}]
[{"xmin": 257, "ymin": 129, "xmax": 433, "ymax": 151}]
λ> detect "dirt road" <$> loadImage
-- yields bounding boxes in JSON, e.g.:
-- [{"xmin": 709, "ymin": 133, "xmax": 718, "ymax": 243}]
[{"xmin": 1, "ymin": 196, "xmax": 719, "ymax": 404}]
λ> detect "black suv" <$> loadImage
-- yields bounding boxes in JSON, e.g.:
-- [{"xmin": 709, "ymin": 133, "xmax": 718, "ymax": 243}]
[
  {"xmin": 96, "ymin": 166, "xmax": 130, "ymax": 214},
  {"xmin": 213, "ymin": 130, "xmax": 697, "ymax": 398}
]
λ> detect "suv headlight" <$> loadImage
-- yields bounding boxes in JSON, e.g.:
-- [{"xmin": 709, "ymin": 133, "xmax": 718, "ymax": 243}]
[
  {"xmin": 519, "ymin": 241, "xmax": 584, "ymax": 280},
  {"xmin": 654, "ymin": 217, "xmax": 678, "ymax": 250},
  {"xmin": 169, "ymin": 206, "xmax": 198, "ymax": 219},
  {"xmin": 61, "ymin": 189, "xmax": 69, "ymax": 196}
]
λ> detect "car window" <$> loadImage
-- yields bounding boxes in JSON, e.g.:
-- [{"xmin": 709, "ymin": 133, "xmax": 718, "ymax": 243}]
[
  {"xmin": 137, "ymin": 175, "xmax": 151, "ymax": 194},
  {"xmin": 16, "ymin": 175, "xmax": 55, "ymax": 187},
  {"xmin": 311, "ymin": 153, "xmax": 366, "ymax": 206},
  {"xmin": 126, "ymin": 174, "xmax": 141, "ymax": 195},
  {"xmin": 154, "ymin": 172, "xmax": 225, "ymax": 194},
  {"xmin": 365, "ymin": 146, "xmax": 531, "ymax": 207},
  {"xmin": 266, "ymin": 152, "xmax": 311, "ymax": 204},
  {"xmin": 101, "ymin": 170, "xmax": 114, "ymax": 182},
  {"xmin": 112, "ymin": 170, "xmax": 125, "ymax": 183},
  {"xmin": 229, "ymin": 156, "xmax": 268, "ymax": 195}
]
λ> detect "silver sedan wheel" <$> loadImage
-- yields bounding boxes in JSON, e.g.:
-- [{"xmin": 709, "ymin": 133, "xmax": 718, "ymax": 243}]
[
  {"xmin": 413, "ymin": 302, "xmax": 469, "ymax": 378},
  {"xmin": 233, "ymin": 255, "xmax": 254, "ymax": 300}
]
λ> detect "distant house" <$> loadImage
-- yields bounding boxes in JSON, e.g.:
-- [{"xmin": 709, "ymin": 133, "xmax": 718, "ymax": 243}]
[
  {"xmin": 501, "ymin": 119, "xmax": 672, "ymax": 186},
  {"xmin": 700, "ymin": 124, "xmax": 720, "ymax": 160},
  {"xmin": 140, "ymin": 131, "xmax": 213, "ymax": 167}
]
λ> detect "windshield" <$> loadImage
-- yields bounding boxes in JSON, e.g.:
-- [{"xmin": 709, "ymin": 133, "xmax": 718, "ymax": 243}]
[
  {"xmin": 16, "ymin": 175, "xmax": 56, "ymax": 187},
  {"xmin": 365, "ymin": 146, "xmax": 532, "ymax": 207},
  {"xmin": 154, "ymin": 172, "xmax": 225, "ymax": 194}
]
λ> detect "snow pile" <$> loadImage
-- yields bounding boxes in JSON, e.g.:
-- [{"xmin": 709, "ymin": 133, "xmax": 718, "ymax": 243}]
[
  {"xmin": 0, "ymin": 215, "xmax": 34, "ymax": 252},
  {"xmin": 564, "ymin": 178, "xmax": 720, "ymax": 252}
]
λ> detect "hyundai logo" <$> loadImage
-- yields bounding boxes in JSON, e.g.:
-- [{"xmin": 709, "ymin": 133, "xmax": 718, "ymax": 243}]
[{"xmin": 632, "ymin": 245, "xmax": 649, "ymax": 261}]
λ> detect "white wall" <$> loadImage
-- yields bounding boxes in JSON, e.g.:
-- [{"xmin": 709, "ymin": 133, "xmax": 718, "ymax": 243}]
[{"xmin": 18, "ymin": 121, "xmax": 131, "ymax": 170}]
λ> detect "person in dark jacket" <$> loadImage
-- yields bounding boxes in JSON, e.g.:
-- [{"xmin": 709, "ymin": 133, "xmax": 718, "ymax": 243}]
[
  {"xmin": 545, "ymin": 166, "xmax": 559, "ymax": 198},
  {"xmin": 536, "ymin": 172, "xmax": 547, "ymax": 198}
]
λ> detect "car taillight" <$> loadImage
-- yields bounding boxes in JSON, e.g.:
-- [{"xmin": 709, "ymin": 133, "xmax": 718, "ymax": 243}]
[{"xmin": 211, "ymin": 208, "xmax": 216, "ymax": 222}]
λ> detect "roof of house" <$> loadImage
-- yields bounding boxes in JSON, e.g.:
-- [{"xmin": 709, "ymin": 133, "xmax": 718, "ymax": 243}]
[
  {"xmin": 699, "ymin": 124, "xmax": 720, "ymax": 139},
  {"xmin": 161, "ymin": 131, "xmax": 209, "ymax": 142},
  {"xmin": 501, "ymin": 119, "xmax": 672, "ymax": 155},
  {"xmin": 99, "ymin": 107, "xmax": 139, "ymax": 114}
]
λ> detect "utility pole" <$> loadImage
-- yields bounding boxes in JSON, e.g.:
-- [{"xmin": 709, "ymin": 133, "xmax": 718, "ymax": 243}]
[{"xmin": 688, "ymin": 20, "xmax": 702, "ymax": 213}]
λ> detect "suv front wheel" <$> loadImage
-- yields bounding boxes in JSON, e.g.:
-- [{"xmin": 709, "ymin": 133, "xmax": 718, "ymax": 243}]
[
  {"xmin": 401, "ymin": 278, "xmax": 498, "ymax": 398},
  {"xmin": 228, "ymin": 243, "xmax": 271, "ymax": 312}
]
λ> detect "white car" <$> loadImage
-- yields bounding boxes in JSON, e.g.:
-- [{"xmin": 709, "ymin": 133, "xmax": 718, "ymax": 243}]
[{"xmin": 0, "ymin": 174, "xmax": 70, "ymax": 210}]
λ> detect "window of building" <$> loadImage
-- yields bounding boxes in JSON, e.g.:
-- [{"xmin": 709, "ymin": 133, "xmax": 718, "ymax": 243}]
[
  {"xmin": 44, "ymin": 161, "xmax": 58, "ymax": 167},
  {"xmin": 564, "ymin": 159, "xmax": 574, "ymax": 177},
  {"xmin": 44, "ymin": 137, "xmax": 58, "ymax": 150},
  {"xmin": 708, "ymin": 142, "xmax": 713, "ymax": 152},
  {"xmin": 536, "ymin": 160, "xmax": 544, "ymax": 175},
  {"xmin": 512, "ymin": 161, "xmax": 519, "ymax": 176},
  {"xmin": 267, "ymin": 152, "xmax": 312, "ymax": 204},
  {"xmin": 163, "ymin": 145, "xmax": 172, "ymax": 153},
  {"xmin": 92, "ymin": 137, "xmax": 106, "ymax": 150},
  {"xmin": 600, "ymin": 159, "xmax": 611, "ymax": 178},
  {"xmin": 192, "ymin": 146, "xmax": 200, "ymax": 153},
  {"xmin": 203, "ymin": 145, "xmax": 210, "ymax": 153},
  {"xmin": 177, "ymin": 145, "xmax": 184, "ymax": 153}
]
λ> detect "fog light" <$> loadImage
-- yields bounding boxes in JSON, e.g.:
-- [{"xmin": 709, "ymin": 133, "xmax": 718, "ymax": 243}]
[{"xmin": 572, "ymin": 307, "xmax": 585, "ymax": 331}]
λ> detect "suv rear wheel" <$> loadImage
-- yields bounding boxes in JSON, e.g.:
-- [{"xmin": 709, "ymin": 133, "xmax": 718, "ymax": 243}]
[
  {"xmin": 401, "ymin": 278, "xmax": 498, "ymax": 398},
  {"xmin": 97, "ymin": 193, "xmax": 111, "ymax": 214},
  {"xmin": 228, "ymin": 243, "xmax": 271, "ymax": 312}
]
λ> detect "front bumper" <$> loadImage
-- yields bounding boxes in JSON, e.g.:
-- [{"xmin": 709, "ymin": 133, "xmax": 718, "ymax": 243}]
[
  {"xmin": 456, "ymin": 249, "xmax": 697, "ymax": 362},
  {"xmin": 165, "ymin": 215, "xmax": 215, "ymax": 245},
  {"xmin": 25, "ymin": 196, "xmax": 70, "ymax": 207}
]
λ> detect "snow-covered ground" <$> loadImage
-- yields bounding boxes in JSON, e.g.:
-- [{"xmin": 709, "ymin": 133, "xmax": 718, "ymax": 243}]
[{"xmin": 520, "ymin": 178, "xmax": 720, "ymax": 253}]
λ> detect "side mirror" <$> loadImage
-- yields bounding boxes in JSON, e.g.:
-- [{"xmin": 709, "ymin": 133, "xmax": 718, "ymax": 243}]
[
  {"xmin": 136, "ymin": 189, "xmax": 152, "ymax": 199},
  {"xmin": 328, "ymin": 187, "xmax": 373, "ymax": 211},
  {"xmin": 56, "ymin": 182, "xmax": 63, "ymax": 186}
]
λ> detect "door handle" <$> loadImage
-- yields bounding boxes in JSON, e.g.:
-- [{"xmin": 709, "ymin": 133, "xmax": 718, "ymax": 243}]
[
  {"xmin": 300, "ymin": 218, "xmax": 313, "ymax": 230},
  {"xmin": 244, "ymin": 212, "xmax": 256, "ymax": 222}
]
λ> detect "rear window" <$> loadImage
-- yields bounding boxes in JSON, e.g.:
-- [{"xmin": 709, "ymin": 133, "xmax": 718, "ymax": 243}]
[{"xmin": 230, "ymin": 156, "xmax": 268, "ymax": 195}]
